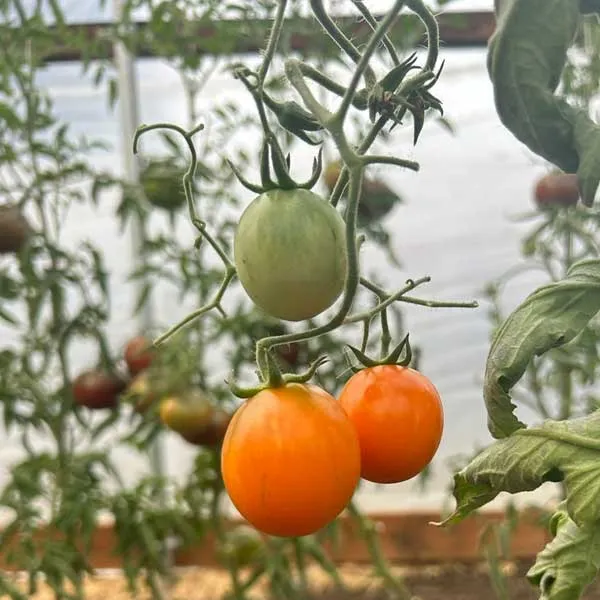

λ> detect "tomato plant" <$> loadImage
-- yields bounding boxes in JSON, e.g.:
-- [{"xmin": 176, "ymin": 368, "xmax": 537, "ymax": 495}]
[
  {"xmin": 339, "ymin": 365, "xmax": 443, "ymax": 484},
  {"xmin": 222, "ymin": 383, "xmax": 361, "ymax": 537},
  {"xmin": 234, "ymin": 188, "xmax": 348, "ymax": 322},
  {"xmin": 0, "ymin": 0, "xmax": 478, "ymax": 597},
  {"xmin": 216, "ymin": 525, "xmax": 265, "ymax": 569}
]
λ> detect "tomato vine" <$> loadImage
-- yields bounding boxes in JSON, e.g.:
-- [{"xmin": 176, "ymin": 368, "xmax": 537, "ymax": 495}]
[{"xmin": 136, "ymin": 0, "xmax": 477, "ymax": 400}]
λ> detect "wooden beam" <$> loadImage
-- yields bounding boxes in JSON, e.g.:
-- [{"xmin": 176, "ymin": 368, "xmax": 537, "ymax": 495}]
[
  {"xmin": 0, "ymin": 510, "xmax": 549, "ymax": 570},
  {"xmin": 34, "ymin": 11, "xmax": 495, "ymax": 64}
]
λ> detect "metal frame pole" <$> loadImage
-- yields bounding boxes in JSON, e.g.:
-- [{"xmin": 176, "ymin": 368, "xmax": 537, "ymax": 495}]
[{"xmin": 111, "ymin": 0, "xmax": 166, "ymax": 498}]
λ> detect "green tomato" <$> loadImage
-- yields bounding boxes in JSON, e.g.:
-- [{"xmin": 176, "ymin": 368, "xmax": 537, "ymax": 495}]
[
  {"xmin": 140, "ymin": 159, "xmax": 187, "ymax": 213},
  {"xmin": 234, "ymin": 189, "xmax": 347, "ymax": 322}
]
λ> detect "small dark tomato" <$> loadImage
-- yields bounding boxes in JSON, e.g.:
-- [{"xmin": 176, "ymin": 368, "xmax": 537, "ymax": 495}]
[{"xmin": 72, "ymin": 370, "xmax": 127, "ymax": 410}]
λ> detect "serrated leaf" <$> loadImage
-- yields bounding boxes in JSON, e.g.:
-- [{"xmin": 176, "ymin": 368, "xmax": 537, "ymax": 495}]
[
  {"xmin": 439, "ymin": 410, "xmax": 600, "ymax": 528},
  {"xmin": 484, "ymin": 259, "xmax": 600, "ymax": 439},
  {"xmin": 527, "ymin": 509, "xmax": 600, "ymax": 600}
]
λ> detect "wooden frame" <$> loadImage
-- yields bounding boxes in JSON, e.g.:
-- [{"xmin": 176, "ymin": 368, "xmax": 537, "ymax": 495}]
[
  {"xmin": 32, "ymin": 11, "xmax": 496, "ymax": 64},
  {"xmin": 0, "ymin": 510, "xmax": 550, "ymax": 570}
]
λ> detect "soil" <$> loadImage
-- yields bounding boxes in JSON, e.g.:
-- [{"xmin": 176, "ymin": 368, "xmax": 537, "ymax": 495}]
[{"xmin": 9, "ymin": 562, "xmax": 600, "ymax": 600}]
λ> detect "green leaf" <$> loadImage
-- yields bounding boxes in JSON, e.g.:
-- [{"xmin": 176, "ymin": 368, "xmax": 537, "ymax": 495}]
[
  {"xmin": 527, "ymin": 508, "xmax": 600, "ymax": 600},
  {"xmin": 484, "ymin": 259, "xmax": 600, "ymax": 439},
  {"xmin": 573, "ymin": 110, "xmax": 600, "ymax": 208},
  {"xmin": 133, "ymin": 282, "xmax": 152, "ymax": 315},
  {"xmin": 439, "ymin": 410, "xmax": 600, "ymax": 528},
  {"xmin": 0, "ymin": 102, "xmax": 22, "ymax": 129},
  {"xmin": 487, "ymin": 0, "xmax": 600, "ymax": 206}
]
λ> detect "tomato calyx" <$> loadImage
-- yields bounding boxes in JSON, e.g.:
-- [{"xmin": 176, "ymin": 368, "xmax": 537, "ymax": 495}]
[
  {"xmin": 227, "ymin": 355, "xmax": 329, "ymax": 399},
  {"xmin": 232, "ymin": 65, "xmax": 324, "ymax": 146},
  {"xmin": 346, "ymin": 333, "xmax": 412, "ymax": 371},
  {"xmin": 228, "ymin": 136, "xmax": 323, "ymax": 194}
]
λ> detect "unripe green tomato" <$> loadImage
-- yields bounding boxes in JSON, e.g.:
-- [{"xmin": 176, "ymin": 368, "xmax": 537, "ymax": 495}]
[
  {"xmin": 140, "ymin": 160, "xmax": 187, "ymax": 213},
  {"xmin": 234, "ymin": 189, "xmax": 347, "ymax": 322}
]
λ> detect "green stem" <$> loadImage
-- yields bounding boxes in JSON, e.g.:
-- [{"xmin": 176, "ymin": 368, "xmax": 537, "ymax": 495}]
[
  {"xmin": 293, "ymin": 539, "xmax": 310, "ymax": 596},
  {"xmin": 335, "ymin": 0, "xmax": 407, "ymax": 124},
  {"xmin": 154, "ymin": 266, "xmax": 236, "ymax": 346},
  {"xmin": 284, "ymin": 59, "xmax": 334, "ymax": 126},
  {"xmin": 526, "ymin": 363, "xmax": 551, "ymax": 420},
  {"xmin": 330, "ymin": 115, "xmax": 389, "ymax": 207},
  {"xmin": 309, "ymin": 0, "xmax": 377, "ymax": 89},
  {"xmin": 11, "ymin": 38, "xmax": 73, "ymax": 517},
  {"xmin": 558, "ymin": 217, "xmax": 574, "ymax": 422},
  {"xmin": 345, "ymin": 277, "xmax": 430, "ymax": 323},
  {"xmin": 407, "ymin": 0, "xmax": 439, "ymax": 71},
  {"xmin": 293, "ymin": 62, "xmax": 368, "ymax": 109},
  {"xmin": 380, "ymin": 308, "xmax": 392, "ymax": 356},
  {"xmin": 255, "ymin": 168, "xmax": 364, "ymax": 381},
  {"xmin": 397, "ymin": 294, "xmax": 479, "ymax": 309},
  {"xmin": 362, "ymin": 154, "xmax": 419, "ymax": 171},
  {"xmin": 211, "ymin": 480, "xmax": 245, "ymax": 600},
  {"xmin": 351, "ymin": 0, "xmax": 401, "ymax": 66},
  {"xmin": 258, "ymin": 0, "xmax": 288, "ymax": 85}
]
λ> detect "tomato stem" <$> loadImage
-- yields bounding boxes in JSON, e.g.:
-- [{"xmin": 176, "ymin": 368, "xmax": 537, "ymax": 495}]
[
  {"xmin": 351, "ymin": 0, "xmax": 402, "ymax": 67},
  {"xmin": 257, "ymin": 0, "xmax": 288, "ymax": 86},
  {"xmin": 308, "ymin": 0, "xmax": 378, "ymax": 90},
  {"xmin": 334, "ymin": 0, "xmax": 407, "ymax": 125}
]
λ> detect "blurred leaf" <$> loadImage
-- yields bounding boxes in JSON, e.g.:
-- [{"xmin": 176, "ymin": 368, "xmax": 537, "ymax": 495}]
[
  {"xmin": 527, "ymin": 507, "xmax": 600, "ymax": 600},
  {"xmin": 484, "ymin": 259, "xmax": 600, "ymax": 439},
  {"xmin": 439, "ymin": 409, "xmax": 600, "ymax": 528}
]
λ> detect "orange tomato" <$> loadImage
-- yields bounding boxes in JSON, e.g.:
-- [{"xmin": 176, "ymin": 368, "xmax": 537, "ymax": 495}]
[
  {"xmin": 338, "ymin": 366, "xmax": 443, "ymax": 484},
  {"xmin": 221, "ymin": 383, "xmax": 360, "ymax": 538}
]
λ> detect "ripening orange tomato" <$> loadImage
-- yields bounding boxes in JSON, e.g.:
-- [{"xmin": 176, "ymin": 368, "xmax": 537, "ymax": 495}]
[
  {"xmin": 221, "ymin": 383, "xmax": 361, "ymax": 538},
  {"xmin": 338, "ymin": 365, "xmax": 443, "ymax": 484}
]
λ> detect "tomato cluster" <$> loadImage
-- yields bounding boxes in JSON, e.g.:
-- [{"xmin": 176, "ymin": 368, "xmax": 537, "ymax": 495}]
[
  {"xmin": 71, "ymin": 334, "xmax": 233, "ymax": 449},
  {"xmin": 72, "ymin": 335, "xmax": 158, "ymax": 411},
  {"xmin": 221, "ymin": 366, "xmax": 443, "ymax": 538}
]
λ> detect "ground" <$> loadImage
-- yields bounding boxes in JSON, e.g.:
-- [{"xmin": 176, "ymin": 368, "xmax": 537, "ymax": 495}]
[{"xmin": 11, "ymin": 562, "xmax": 600, "ymax": 599}]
